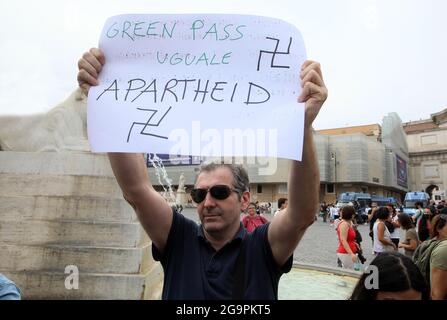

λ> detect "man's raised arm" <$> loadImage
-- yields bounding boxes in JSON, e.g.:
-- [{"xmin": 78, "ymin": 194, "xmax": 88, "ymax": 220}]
[
  {"xmin": 78, "ymin": 48, "xmax": 173, "ymax": 252},
  {"xmin": 108, "ymin": 153, "xmax": 173, "ymax": 251},
  {"xmin": 268, "ymin": 60, "xmax": 327, "ymax": 266}
]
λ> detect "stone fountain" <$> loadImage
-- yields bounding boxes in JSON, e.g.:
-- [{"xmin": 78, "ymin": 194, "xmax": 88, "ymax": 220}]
[{"xmin": 0, "ymin": 88, "xmax": 163, "ymax": 299}]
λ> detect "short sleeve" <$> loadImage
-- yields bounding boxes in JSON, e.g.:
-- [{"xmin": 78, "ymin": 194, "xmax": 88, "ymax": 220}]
[
  {"xmin": 407, "ymin": 229, "xmax": 419, "ymax": 242},
  {"xmin": 258, "ymin": 223, "xmax": 293, "ymax": 275},
  {"xmin": 0, "ymin": 275, "xmax": 21, "ymax": 300},
  {"xmin": 431, "ymin": 240, "xmax": 447, "ymax": 271},
  {"xmin": 152, "ymin": 209, "xmax": 178, "ymax": 263}
]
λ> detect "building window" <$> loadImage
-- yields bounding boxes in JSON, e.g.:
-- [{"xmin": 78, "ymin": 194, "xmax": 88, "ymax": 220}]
[
  {"xmin": 257, "ymin": 184, "xmax": 262, "ymax": 194},
  {"xmin": 326, "ymin": 184, "xmax": 334, "ymax": 194},
  {"xmin": 421, "ymin": 135, "xmax": 437, "ymax": 145},
  {"xmin": 423, "ymin": 165, "xmax": 439, "ymax": 178},
  {"xmin": 278, "ymin": 184, "xmax": 288, "ymax": 194}
]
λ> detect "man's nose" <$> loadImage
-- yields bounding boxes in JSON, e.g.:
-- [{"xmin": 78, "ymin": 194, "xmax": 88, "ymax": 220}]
[{"xmin": 203, "ymin": 192, "xmax": 217, "ymax": 208}]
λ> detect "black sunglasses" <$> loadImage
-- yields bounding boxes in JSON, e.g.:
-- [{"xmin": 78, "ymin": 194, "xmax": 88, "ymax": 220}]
[{"xmin": 190, "ymin": 185, "xmax": 240, "ymax": 203}]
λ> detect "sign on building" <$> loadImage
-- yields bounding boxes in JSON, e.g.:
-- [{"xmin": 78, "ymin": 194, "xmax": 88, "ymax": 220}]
[{"xmin": 396, "ymin": 154, "xmax": 408, "ymax": 188}]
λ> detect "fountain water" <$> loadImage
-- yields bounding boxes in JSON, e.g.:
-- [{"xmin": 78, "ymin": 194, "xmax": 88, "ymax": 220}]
[{"xmin": 146, "ymin": 153, "xmax": 178, "ymax": 209}]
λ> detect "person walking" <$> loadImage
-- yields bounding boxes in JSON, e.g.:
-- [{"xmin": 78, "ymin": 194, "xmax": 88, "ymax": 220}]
[
  {"xmin": 335, "ymin": 206, "xmax": 359, "ymax": 269},
  {"xmin": 397, "ymin": 213, "xmax": 419, "ymax": 258},
  {"xmin": 412, "ymin": 201, "xmax": 424, "ymax": 233},
  {"xmin": 373, "ymin": 207, "xmax": 397, "ymax": 255},
  {"xmin": 320, "ymin": 202, "xmax": 328, "ymax": 223}
]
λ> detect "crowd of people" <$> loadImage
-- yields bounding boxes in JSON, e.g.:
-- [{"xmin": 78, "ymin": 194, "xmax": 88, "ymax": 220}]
[
  {"xmin": 238, "ymin": 196, "xmax": 447, "ymax": 300},
  {"xmin": 329, "ymin": 199, "xmax": 447, "ymax": 300},
  {"xmin": 3, "ymin": 42, "xmax": 445, "ymax": 301}
]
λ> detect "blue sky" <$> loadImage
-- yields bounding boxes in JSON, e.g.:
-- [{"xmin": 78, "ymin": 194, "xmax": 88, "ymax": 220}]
[{"xmin": 0, "ymin": 0, "xmax": 446, "ymax": 130}]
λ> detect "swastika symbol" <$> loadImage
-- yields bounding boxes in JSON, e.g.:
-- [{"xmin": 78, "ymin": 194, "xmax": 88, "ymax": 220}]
[
  {"xmin": 257, "ymin": 37, "xmax": 292, "ymax": 71},
  {"xmin": 127, "ymin": 106, "xmax": 172, "ymax": 142}
]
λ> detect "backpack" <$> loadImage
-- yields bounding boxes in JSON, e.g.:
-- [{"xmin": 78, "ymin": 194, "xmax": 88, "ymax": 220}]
[{"xmin": 413, "ymin": 238, "xmax": 447, "ymax": 288}]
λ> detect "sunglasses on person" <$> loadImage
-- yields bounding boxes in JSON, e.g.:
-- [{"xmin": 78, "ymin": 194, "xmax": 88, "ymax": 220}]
[{"xmin": 190, "ymin": 185, "xmax": 240, "ymax": 203}]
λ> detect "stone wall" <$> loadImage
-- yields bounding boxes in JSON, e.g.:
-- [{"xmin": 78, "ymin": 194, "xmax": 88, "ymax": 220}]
[{"xmin": 0, "ymin": 151, "xmax": 163, "ymax": 299}]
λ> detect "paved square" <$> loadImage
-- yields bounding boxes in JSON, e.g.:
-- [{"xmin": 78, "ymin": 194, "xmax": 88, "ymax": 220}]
[{"xmin": 181, "ymin": 208, "xmax": 376, "ymax": 268}]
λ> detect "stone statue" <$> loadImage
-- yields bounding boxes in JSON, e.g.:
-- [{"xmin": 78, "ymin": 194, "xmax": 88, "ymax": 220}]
[
  {"xmin": 0, "ymin": 88, "xmax": 89, "ymax": 152},
  {"xmin": 178, "ymin": 173, "xmax": 186, "ymax": 192},
  {"xmin": 176, "ymin": 173, "xmax": 187, "ymax": 208}
]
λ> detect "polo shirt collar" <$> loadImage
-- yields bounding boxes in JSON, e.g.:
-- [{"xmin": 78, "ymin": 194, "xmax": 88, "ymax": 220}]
[{"xmin": 198, "ymin": 222, "xmax": 246, "ymax": 244}]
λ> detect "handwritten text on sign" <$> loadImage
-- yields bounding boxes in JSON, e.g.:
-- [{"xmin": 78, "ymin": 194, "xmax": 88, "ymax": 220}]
[{"xmin": 87, "ymin": 14, "xmax": 306, "ymax": 160}]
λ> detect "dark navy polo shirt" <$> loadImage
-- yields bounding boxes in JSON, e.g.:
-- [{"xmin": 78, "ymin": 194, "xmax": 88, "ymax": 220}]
[{"xmin": 152, "ymin": 210, "xmax": 292, "ymax": 300}]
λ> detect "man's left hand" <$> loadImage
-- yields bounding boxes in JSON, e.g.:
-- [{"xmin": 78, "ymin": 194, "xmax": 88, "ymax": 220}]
[{"xmin": 298, "ymin": 60, "xmax": 328, "ymax": 128}]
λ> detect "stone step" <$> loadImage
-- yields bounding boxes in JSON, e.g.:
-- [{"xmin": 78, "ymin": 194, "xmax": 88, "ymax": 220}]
[
  {"xmin": 0, "ymin": 173, "xmax": 124, "ymax": 198},
  {"xmin": 0, "ymin": 173, "xmax": 123, "ymax": 199},
  {"xmin": 0, "ymin": 220, "xmax": 142, "ymax": 247},
  {"xmin": 0, "ymin": 195, "xmax": 137, "ymax": 223},
  {"xmin": 0, "ymin": 243, "xmax": 157, "ymax": 274},
  {"xmin": 3, "ymin": 265, "xmax": 163, "ymax": 299},
  {"xmin": 0, "ymin": 151, "xmax": 114, "ymax": 177}
]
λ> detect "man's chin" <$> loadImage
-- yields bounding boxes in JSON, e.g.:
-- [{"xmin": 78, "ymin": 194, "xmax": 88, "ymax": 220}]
[{"xmin": 202, "ymin": 221, "xmax": 222, "ymax": 233}]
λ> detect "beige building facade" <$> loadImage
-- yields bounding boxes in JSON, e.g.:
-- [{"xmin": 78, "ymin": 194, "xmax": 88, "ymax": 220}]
[
  {"xmin": 316, "ymin": 113, "xmax": 409, "ymax": 204},
  {"xmin": 148, "ymin": 113, "xmax": 410, "ymax": 208},
  {"xmin": 403, "ymin": 108, "xmax": 447, "ymax": 197}
]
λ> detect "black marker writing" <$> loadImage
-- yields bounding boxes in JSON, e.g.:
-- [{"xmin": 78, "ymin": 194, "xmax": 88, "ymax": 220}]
[
  {"xmin": 97, "ymin": 78, "xmax": 270, "ymax": 106},
  {"xmin": 127, "ymin": 106, "xmax": 172, "ymax": 142},
  {"xmin": 257, "ymin": 37, "xmax": 292, "ymax": 71}
]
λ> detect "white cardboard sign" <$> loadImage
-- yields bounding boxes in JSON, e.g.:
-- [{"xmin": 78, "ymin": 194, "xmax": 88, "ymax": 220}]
[{"xmin": 88, "ymin": 14, "xmax": 306, "ymax": 160}]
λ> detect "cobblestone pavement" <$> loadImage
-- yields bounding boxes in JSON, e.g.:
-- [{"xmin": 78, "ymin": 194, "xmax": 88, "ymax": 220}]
[
  {"xmin": 181, "ymin": 208, "xmax": 376, "ymax": 268},
  {"xmin": 291, "ymin": 218, "xmax": 374, "ymax": 267}
]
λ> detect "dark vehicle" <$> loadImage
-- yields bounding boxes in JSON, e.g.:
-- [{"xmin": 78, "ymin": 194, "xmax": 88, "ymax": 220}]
[
  {"xmin": 371, "ymin": 196, "xmax": 398, "ymax": 207},
  {"xmin": 337, "ymin": 192, "xmax": 372, "ymax": 223}
]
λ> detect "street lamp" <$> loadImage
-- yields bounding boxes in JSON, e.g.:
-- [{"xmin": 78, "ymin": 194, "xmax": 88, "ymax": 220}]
[
  {"xmin": 330, "ymin": 151, "xmax": 338, "ymax": 199},
  {"xmin": 330, "ymin": 151, "xmax": 337, "ymax": 182}
]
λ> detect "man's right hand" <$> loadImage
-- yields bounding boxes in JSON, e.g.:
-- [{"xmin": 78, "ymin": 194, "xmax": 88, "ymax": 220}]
[{"xmin": 77, "ymin": 48, "xmax": 105, "ymax": 96}]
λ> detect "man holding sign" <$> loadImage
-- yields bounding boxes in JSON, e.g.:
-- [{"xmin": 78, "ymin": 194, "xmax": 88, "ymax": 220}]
[{"xmin": 78, "ymin": 14, "xmax": 327, "ymax": 300}]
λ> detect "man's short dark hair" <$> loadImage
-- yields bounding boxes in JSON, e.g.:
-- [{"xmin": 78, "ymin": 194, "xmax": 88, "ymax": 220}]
[
  {"xmin": 197, "ymin": 163, "xmax": 249, "ymax": 200},
  {"xmin": 277, "ymin": 198, "xmax": 287, "ymax": 209}
]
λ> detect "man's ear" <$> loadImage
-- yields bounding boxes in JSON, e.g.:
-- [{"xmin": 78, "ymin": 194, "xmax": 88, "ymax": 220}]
[{"xmin": 240, "ymin": 191, "xmax": 251, "ymax": 212}]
